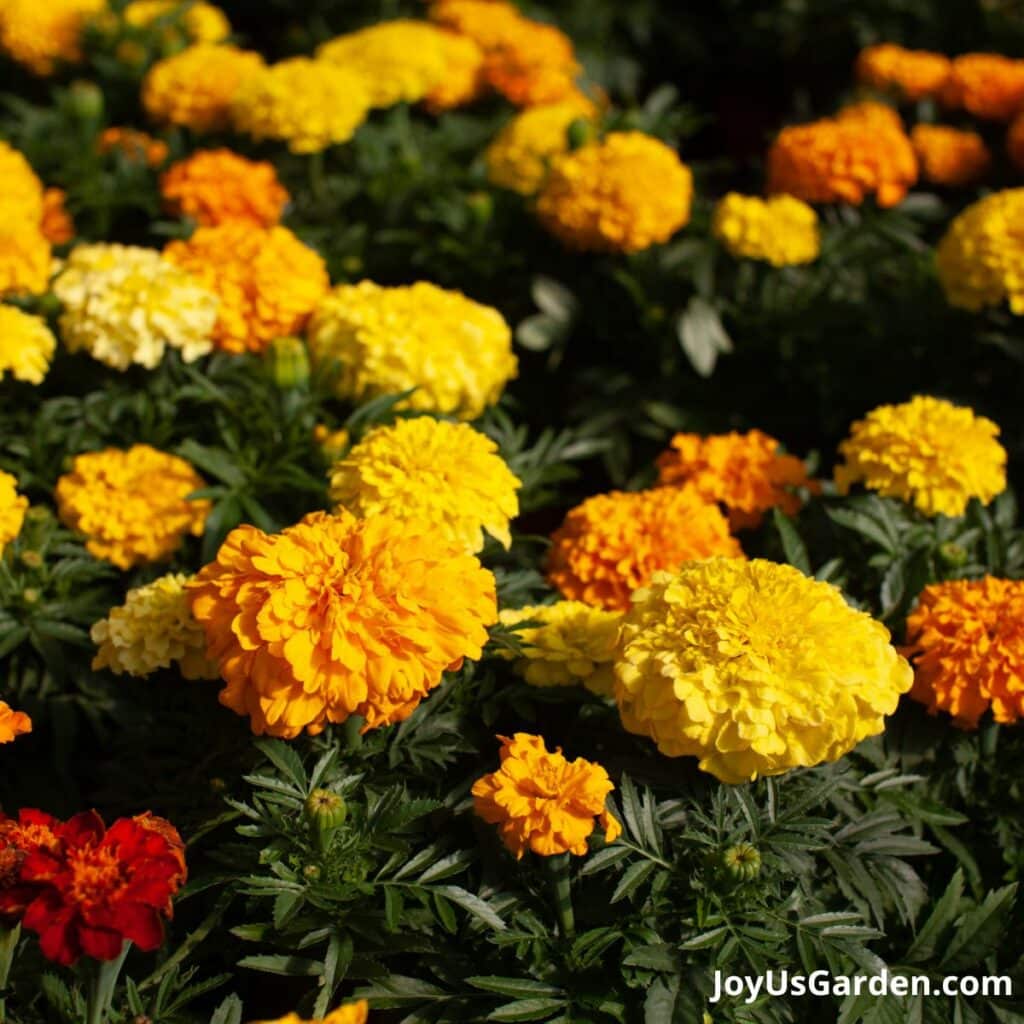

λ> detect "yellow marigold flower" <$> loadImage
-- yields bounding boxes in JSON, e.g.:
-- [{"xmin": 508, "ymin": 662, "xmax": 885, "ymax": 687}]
[
  {"xmin": 486, "ymin": 96, "xmax": 598, "ymax": 195},
  {"xmin": 250, "ymin": 1001, "xmax": 369, "ymax": 1024},
  {"xmin": 160, "ymin": 149, "xmax": 289, "ymax": 227},
  {"xmin": 911, "ymin": 124, "xmax": 991, "ymax": 187},
  {"xmin": 0, "ymin": 304, "xmax": 56, "ymax": 385},
  {"xmin": 835, "ymin": 396, "xmax": 1006, "ymax": 517},
  {"xmin": 941, "ymin": 53, "xmax": 1024, "ymax": 120},
  {"xmin": 0, "ymin": 142, "xmax": 44, "ymax": 226},
  {"xmin": 143, "ymin": 44, "xmax": 265, "ymax": 133},
  {"xmin": 91, "ymin": 573, "xmax": 218, "ymax": 680},
  {"xmin": 856, "ymin": 44, "xmax": 951, "ymax": 102},
  {"xmin": 836, "ymin": 99, "xmax": 904, "ymax": 133},
  {"xmin": 537, "ymin": 132, "xmax": 693, "ymax": 253},
  {"xmin": 123, "ymin": 0, "xmax": 230, "ymax": 44},
  {"xmin": 711, "ymin": 193, "xmax": 820, "ymax": 267},
  {"xmin": 329, "ymin": 417, "xmax": 520, "ymax": 554},
  {"xmin": 41, "ymin": 188, "xmax": 75, "ymax": 245},
  {"xmin": 0, "ymin": 224, "xmax": 50, "ymax": 298},
  {"xmin": 56, "ymin": 445, "xmax": 210, "ymax": 569},
  {"xmin": 0, "ymin": 0, "xmax": 104, "ymax": 75},
  {"xmin": 905, "ymin": 577, "xmax": 1024, "ymax": 728},
  {"xmin": 53, "ymin": 243, "xmax": 218, "ymax": 370},
  {"xmin": 97, "ymin": 127, "xmax": 169, "ymax": 168},
  {"xmin": 231, "ymin": 58, "xmax": 370, "ymax": 154},
  {"xmin": 472, "ymin": 733, "xmax": 621, "ymax": 858},
  {"xmin": 498, "ymin": 602, "xmax": 621, "ymax": 695},
  {"xmin": 0, "ymin": 702, "xmax": 32, "ymax": 745},
  {"xmin": 423, "ymin": 30, "xmax": 485, "ymax": 113},
  {"xmin": 307, "ymin": 280, "xmax": 517, "ymax": 420},
  {"xmin": 313, "ymin": 425, "xmax": 350, "ymax": 462},
  {"xmin": 656, "ymin": 430, "xmax": 812, "ymax": 530},
  {"xmin": 188, "ymin": 510, "xmax": 497, "ymax": 737},
  {"xmin": 164, "ymin": 223, "xmax": 328, "ymax": 354},
  {"xmin": 546, "ymin": 487, "xmax": 742, "ymax": 612},
  {"xmin": 429, "ymin": 0, "xmax": 524, "ymax": 50},
  {"xmin": 614, "ymin": 558, "xmax": 913, "ymax": 783},
  {"xmin": 936, "ymin": 188, "xmax": 1024, "ymax": 313},
  {"xmin": 0, "ymin": 470, "xmax": 28, "ymax": 554},
  {"xmin": 483, "ymin": 18, "xmax": 579, "ymax": 107}
]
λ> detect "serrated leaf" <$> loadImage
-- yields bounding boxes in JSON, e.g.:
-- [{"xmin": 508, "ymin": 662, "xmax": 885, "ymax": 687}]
[
  {"xmin": 611, "ymin": 860, "xmax": 658, "ymax": 903},
  {"xmin": 254, "ymin": 739, "xmax": 308, "ymax": 793},
  {"xmin": 467, "ymin": 978, "xmax": 563, "ymax": 999},
  {"xmin": 437, "ymin": 886, "xmax": 506, "ymax": 931},
  {"xmin": 773, "ymin": 509, "xmax": 811, "ymax": 575},
  {"xmin": 941, "ymin": 882, "xmax": 1017, "ymax": 971},
  {"xmin": 487, "ymin": 998, "xmax": 566, "ymax": 1022},
  {"xmin": 237, "ymin": 955, "xmax": 322, "ymax": 977}
]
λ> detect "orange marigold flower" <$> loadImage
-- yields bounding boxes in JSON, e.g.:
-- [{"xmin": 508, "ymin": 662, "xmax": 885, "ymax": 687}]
[
  {"xmin": 546, "ymin": 487, "xmax": 742, "ymax": 611},
  {"xmin": 911, "ymin": 124, "xmax": 991, "ymax": 187},
  {"xmin": 0, "ymin": 0, "xmax": 104, "ymax": 75},
  {"xmin": 0, "ymin": 223, "xmax": 50, "ymax": 298},
  {"xmin": 906, "ymin": 577, "xmax": 1024, "ymax": 728},
  {"xmin": 837, "ymin": 99, "xmax": 904, "ymax": 133},
  {"xmin": 424, "ymin": 30, "xmax": 485, "ymax": 113},
  {"xmin": 164, "ymin": 223, "xmax": 328, "ymax": 354},
  {"xmin": 656, "ymin": 430, "xmax": 812, "ymax": 530},
  {"xmin": 56, "ymin": 444, "xmax": 210, "ymax": 569},
  {"xmin": 429, "ymin": 0, "xmax": 526, "ymax": 52},
  {"xmin": 0, "ymin": 809, "xmax": 61, "ymax": 921},
  {"xmin": 941, "ymin": 53, "xmax": 1024, "ymax": 120},
  {"xmin": 252, "ymin": 1003, "xmax": 370, "ymax": 1024},
  {"xmin": 40, "ymin": 188, "xmax": 75, "ymax": 244},
  {"xmin": 161, "ymin": 149, "xmax": 289, "ymax": 227},
  {"xmin": 97, "ymin": 127, "xmax": 169, "ymax": 168},
  {"xmin": 0, "ymin": 702, "xmax": 31, "ymax": 744},
  {"xmin": 483, "ymin": 18, "xmax": 579, "ymax": 107},
  {"xmin": 472, "ymin": 733, "xmax": 621, "ymax": 859},
  {"xmin": 188, "ymin": 510, "xmax": 497, "ymax": 737},
  {"xmin": 1007, "ymin": 110, "xmax": 1024, "ymax": 171},
  {"xmin": 856, "ymin": 44, "xmax": 951, "ymax": 102}
]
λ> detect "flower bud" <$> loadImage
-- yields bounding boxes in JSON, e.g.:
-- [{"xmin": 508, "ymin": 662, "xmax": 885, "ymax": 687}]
[
  {"xmin": 939, "ymin": 542, "xmax": 968, "ymax": 568},
  {"xmin": 306, "ymin": 789, "xmax": 347, "ymax": 852},
  {"xmin": 466, "ymin": 190, "xmax": 493, "ymax": 226},
  {"xmin": 19, "ymin": 551, "xmax": 43, "ymax": 569},
  {"xmin": 566, "ymin": 117, "xmax": 595, "ymax": 150},
  {"xmin": 21, "ymin": 589, "xmax": 40, "ymax": 605},
  {"xmin": 67, "ymin": 81, "xmax": 104, "ymax": 121},
  {"xmin": 722, "ymin": 842, "xmax": 761, "ymax": 881},
  {"xmin": 265, "ymin": 336, "xmax": 310, "ymax": 389}
]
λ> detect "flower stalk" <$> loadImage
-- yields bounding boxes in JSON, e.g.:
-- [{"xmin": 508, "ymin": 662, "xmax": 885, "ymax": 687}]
[
  {"xmin": 548, "ymin": 853, "xmax": 575, "ymax": 940},
  {"xmin": 86, "ymin": 943, "xmax": 130, "ymax": 1024}
]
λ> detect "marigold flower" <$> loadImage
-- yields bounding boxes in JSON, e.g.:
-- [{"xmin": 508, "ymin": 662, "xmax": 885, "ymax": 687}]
[
  {"xmin": 429, "ymin": 0, "xmax": 525, "ymax": 51},
  {"xmin": 40, "ymin": 188, "xmax": 75, "ymax": 244},
  {"xmin": 164, "ymin": 224, "xmax": 327, "ymax": 354},
  {"xmin": 308, "ymin": 280, "xmax": 516, "ymax": 419},
  {"xmin": 143, "ymin": 44, "xmax": 265, "ymax": 133},
  {"xmin": 123, "ymin": 0, "xmax": 230, "ymax": 44},
  {"xmin": 498, "ymin": 602, "xmax": 621, "ymax": 695},
  {"xmin": 313, "ymin": 425, "xmax": 351, "ymax": 462},
  {"xmin": 329, "ymin": 417, "xmax": 520, "ymax": 554},
  {"xmin": 0, "ymin": 305, "xmax": 56, "ymax": 385},
  {"xmin": 547, "ymin": 487, "xmax": 742, "ymax": 612},
  {"xmin": 537, "ymin": 131, "xmax": 693, "ymax": 252},
  {"xmin": 231, "ymin": 58, "xmax": 370, "ymax": 154},
  {"xmin": 941, "ymin": 53, "xmax": 1024, "ymax": 120},
  {"xmin": 472, "ymin": 733, "xmax": 620, "ymax": 858},
  {"xmin": 97, "ymin": 127, "xmax": 169, "ymax": 168},
  {"xmin": 836, "ymin": 99, "xmax": 905, "ymax": 133},
  {"xmin": 423, "ymin": 30, "xmax": 485, "ymax": 112},
  {"xmin": 483, "ymin": 18, "xmax": 579, "ymax": 107},
  {"xmin": 0, "ymin": 809, "xmax": 61, "ymax": 920},
  {"xmin": 0, "ymin": 702, "xmax": 31, "ymax": 744},
  {"xmin": 251, "ymin": 1003, "xmax": 370, "ymax": 1024},
  {"xmin": 936, "ymin": 188, "xmax": 1024, "ymax": 314},
  {"xmin": 0, "ymin": 142, "xmax": 45, "ymax": 226},
  {"xmin": 856, "ymin": 43, "xmax": 952, "ymax": 102},
  {"xmin": 835, "ymin": 396, "xmax": 1006, "ymax": 517},
  {"xmin": 188, "ymin": 510, "xmax": 497, "ymax": 737},
  {"xmin": 0, "ymin": 470, "xmax": 28, "ymax": 557},
  {"xmin": 161, "ymin": 149, "xmax": 289, "ymax": 227},
  {"xmin": 905, "ymin": 577, "xmax": 1024, "ymax": 727},
  {"xmin": 0, "ymin": 0, "xmax": 104, "ymax": 75},
  {"xmin": 911, "ymin": 124, "xmax": 990, "ymax": 186},
  {"xmin": 711, "ymin": 194, "xmax": 820, "ymax": 267},
  {"xmin": 615, "ymin": 558, "xmax": 913, "ymax": 783},
  {"xmin": 486, "ymin": 96, "xmax": 598, "ymax": 194},
  {"xmin": 0, "ymin": 224, "xmax": 50, "ymax": 298},
  {"xmin": 56, "ymin": 445, "xmax": 210, "ymax": 569}
]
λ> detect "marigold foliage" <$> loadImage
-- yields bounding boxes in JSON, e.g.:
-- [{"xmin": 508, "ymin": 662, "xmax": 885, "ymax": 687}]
[
  {"xmin": 906, "ymin": 577, "xmax": 1024, "ymax": 728},
  {"xmin": 0, "ymin": 470, "xmax": 27, "ymax": 554},
  {"xmin": 537, "ymin": 131, "xmax": 693, "ymax": 252},
  {"xmin": 0, "ymin": 0, "xmax": 104, "ymax": 75},
  {"xmin": 547, "ymin": 487, "xmax": 742, "ymax": 611},
  {"xmin": 835, "ymin": 396, "xmax": 1006, "ymax": 517},
  {"xmin": 941, "ymin": 53, "xmax": 1024, "ymax": 120},
  {"xmin": 472, "ymin": 733, "xmax": 621, "ymax": 858},
  {"xmin": 329, "ymin": 417, "xmax": 520, "ymax": 554},
  {"xmin": 307, "ymin": 280, "xmax": 516, "ymax": 419},
  {"xmin": 614, "ymin": 558, "xmax": 913, "ymax": 783},
  {"xmin": 0, "ymin": 702, "xmax": 31, "ymax": 744},
  {"xmin": 97, "ymin": 126, "xmax": 169, "ymax": 168},
  {"xmin": 252, "ymin": 1003, "xmax": 369, "ymax": 1024},
  {"xmin": 856, "ymin": 43, "xmax": 952, "ymax": 101},
  {"xmin": 56, "ymin": 444, "xmax": 210, "ymax": 569},
  {"xmin": 0, "ymin": 223, "xmax": 50, "ymax": 298},
  {"xmin": 41, "ymin": 188, "xmax": 75, "ymax": 244},
  {"xmin": 0, "ymin": 304, "xmax": 56, "ymax": 385},
  {"xmin": 711, "ymin": 193, "xmax": 820, "ymax": 267},
  {"xmin": 123, "ymin": 0, "xmax": 230, "ymax": 44},
  {"xmin": 911, "ymin": 124, "xmax": 991, "ymax": 187},
  {"xmin": 188, "ymin": 510, "xmax": 497, "ymax": 737}
]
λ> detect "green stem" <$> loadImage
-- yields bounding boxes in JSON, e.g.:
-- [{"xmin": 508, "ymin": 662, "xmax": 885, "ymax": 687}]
[
  {"xmin": 0, "ymin": 923, "xmax": 20, "ymax": 1022},
  {"xmin": 86, "ymin": 943, "xmax": 130, "ymax": 1024},
  {"xmin": 547, "ymin": 853, "xmax": 575, "ymax": 940},
  {"xmin": 309, "ymin": 150, "xmax": 327, "ymax": 205}
]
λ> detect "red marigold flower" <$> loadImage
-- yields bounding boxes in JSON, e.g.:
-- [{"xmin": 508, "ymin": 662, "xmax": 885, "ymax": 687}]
[{"xmin": 0, "ymin": 809, "xmax": 61, "ymax": 920}]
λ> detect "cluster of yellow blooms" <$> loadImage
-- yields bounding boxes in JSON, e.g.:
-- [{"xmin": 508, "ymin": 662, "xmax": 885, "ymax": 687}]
[
  {"xmin": 910, "ymin": 125, "xmax": 991, "ymax": 187},
  {"xmin": 0, "ymin": 470, "xmax": 28, "ymax": 555},
  {"xmin": 711, "ymin": 193, "xmax": 820, "ymax": 267},
  {"xmin": 0, "ymin": 305, "xmax": 56, "ymax": 385},
  {"xmin": 0, "ymin": 701, "xmax": 32, "ymax": 745}
]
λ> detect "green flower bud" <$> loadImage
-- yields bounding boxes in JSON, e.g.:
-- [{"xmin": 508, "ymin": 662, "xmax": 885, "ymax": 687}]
[
  {"xmin": 567, "ymin": 117, "xmax": 595, "ymax": 150},
  {"xmin": 306, "ymin": 788, "xmax": 347, "ymax": 852},
  {"xmin": 303, "ymin": 863, "xmax": 321, "ymax": 881},
  {"xmin": 67, "ymin": 81, "xmax": 104, "ymax": 121},
  {"xmin": 466, "ymin": 190, "xmax": 493, "ymax": 226},
  {"xmin": 939, "ymin": 542, "xmax": 968, "ymax": 568},
  {"xmin": 722, "ymin": 842, "xmax": 761, "ymax": 881},
  {"xmin": 19, "ymin": 551, "xmax": 43, "ymax": 569},
  {"xmin": 265, "ymin": 336, "xmax": 310, "ymax": 389},
  {"xmin": 21, "ymin": 588, "xmax": 40, "ymax": 605}
]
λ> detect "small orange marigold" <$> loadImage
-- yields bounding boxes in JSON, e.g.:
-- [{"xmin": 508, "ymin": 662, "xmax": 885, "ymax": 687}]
[
  {"xmin": 97, "ymin": 127, "xmax": 169, "ymax": 169},
  {"xmin": 0, "ymin": 702, "xmax": 31, "ymax": 744},
  {"xmin": 911, "ymin": 124, "xmax": 991, "ymax": 187},
  {"xmin": 483, "ymin": 18, "xmax": 579, "ymax": 107},
  {"xmin": 40, "ymin": 188, "xmax": 75, "ymax": 245},
  {"xmin": 941, "ymin": 53, "xmax": 1024, "ymax": 120},
  {"xmin": 855, "ymin": 44, "xmax": 951, "ymax": 102}
]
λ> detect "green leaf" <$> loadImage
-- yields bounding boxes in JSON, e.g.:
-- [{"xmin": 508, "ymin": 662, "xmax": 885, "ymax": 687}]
[
  {"xmin": 580, "ymin": 845, "xmax": 632, "ymax": 875},
  {"xmin": 467, "ymin": 978, "xmax": 564, "ymax": 999},
  {"xmin": 906, "ymin": 870, "xmax": 963, "ymax": 963},
  {"xmin": 516, "ymin": 314, "xmax": 563, "ymax": 353},
  {"xmin": 941, "ymin": 883, "xmax": 1018, "ymax": 971},
  {"xmin": 680, "ymin": 926, "xmax": 728, "ymax": 950},
  {"xmin": 622, "ymin": 944, "xmax": 677, "ymax": 971},
  {"xmin": 177, "ymin": 440, "xmax": 246, "ymax": 487},
  {"xmin": 611, "ymin": 861, "xmax": 658, "ymax": 903},
  {"xmin": 676, "ymin": 296, "xmax": 733, "ymax": 378},
  {"xmin": 437, "ymin": 886, "xmax": 507, "ymax": 931},
  {"xmin": 254, "ymin": 739, "xmax": 308, "ymax": 793},
  {"xmin": 487, "ymin": 998, "xmax": 566, "ymax": 1022},
  {"xmin": 773, "ymin": 509, "xmax": 811, "ymax": 575},
  {"xmin": 531, "ymin": 277, "xmax": 578, "ymax": 322},
  {"xmin": 237, "ymin": 955, "xmax": 322, "ymax": 977},
  {"xmin": 209, "ymin": 995, "xmax": 244, "ymax": 1024}
]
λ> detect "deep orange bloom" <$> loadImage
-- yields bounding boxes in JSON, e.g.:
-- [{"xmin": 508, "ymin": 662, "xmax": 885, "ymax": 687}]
[
  {"xmin": 40, "ymin": 188, "xmax": 75, "ymax": 244},
  {"xmin": 941, "ymin": 53, "xmax": 1024, "ymax": 120},
  {"xmin": 855, "ymin": 44, "xmax": 951, "ymax": 102},
  {"xmin": 0, "ymin": 702, "xmax": 31, "ymax": 744},
  {"xmin": 911, "ymin": 124, "xmax": 991, "ymax": 186},
  {"xmin": 0, "ymin": 809, "xmax": 61, "ymax": 920},
  {"xmin": 97, "ymin": 127, "xmax": 169, "ymax": 169},
  {"xmin": 482, "ymin": 18, "xmax": 579, "ymax": 106}
]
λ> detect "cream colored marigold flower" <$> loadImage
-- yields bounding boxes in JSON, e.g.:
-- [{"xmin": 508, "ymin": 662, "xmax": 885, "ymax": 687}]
[
  {"xmin": 941, "ymin": 53, "xmax": 1024, "ymax": 120},
  {"xmin": 423, "ymin": 31, "xmax": 485, "ymax": 113},
  {"xmin": 835, "ymin": 396, "xmax": 1006, "ymax": 517},
  {"xmin": 936, "ymin": 188, "xmax": 1024, "ymax": 314},
  {"xmin": 498, "ymin": 602, "xmax": 621, "ymax": 695},
  {"xmin": 123, "ymin": 0, "xmax": 230, "ymax": 44},
  {"xmin": 0, "ymin": 0, "xmax": 104, "ymax": 75},
  {"xmin": 56, "ymin": 445, "xmax": 210, "ymax": 569},
  {"xmin": 537, "ymin": 132, "xmax": 693, "ymax": 252},
  {"xmin": 911, "ymin": 124, "xmax": 990, "ymax": 187},
  {"xmin": 91, "ymin": 573, "xmax": 217, "ymax": 680},
  {"xmin": 143, "ymin": 44, "xmax": 265, "ymax": 133},
  {"xmin": 251, "ymin": 1002, "xmax": 369, "ymax": 1024},
  {"xmin": 308, "ymin": 280, "xmax": 517, "ymax": 420},
  {"xmin": 0, "ymin": 305, "xmax": 56, "ymax": 384},
  {"xmin": 0, "ymin": 470, "xmax": 28, "ymax": 554},
  {"xmin": 0, "ymin": 142, "xmax": 44, "ymax": 227},
  {"xmin": 53, "ymin": 243, "xmax": 218, "ymax": 370},
  {"xmin": 0, "ymin": 224, "xmax": 50, "ymax": 299},
  {"xmin": 905, "ymin": 577, "xmax": 1024, "ymax": 728},
  {"xmin": 856, "ymin": 43, "xmax": 951, "ymax": 102},
  {"xmin": 614, "ymin": 558, "xmax": 913, "ymax": 783},
  {"xmin": 0, "ymin": 702, "xmax": 31, "ymax": 744},
  {"xmin": 231, "ymin": 58, "xmax": 370, "ymax": 154},
  {"xmin": 329, "ymin": 417, "xmax": 520, "ymax": 554},
  {"xmin": 712, "ymin": 194, "xmax": 820, "ymax": 267},
  {"xmin": 188, "ymin": 510, "xmax": 497, "ymax": 737},
  {"xmin": 547, "ymin": 487, "xmax": 742, "ymax": 612}
]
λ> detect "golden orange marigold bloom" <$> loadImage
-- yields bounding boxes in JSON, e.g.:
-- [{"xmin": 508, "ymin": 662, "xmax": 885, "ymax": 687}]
[
  {"xmin": 483, "ymin": 18, "xmax": 579, "ymax": 107},
  {"xmin": 0, "ymin": 702, "xmax": 31, "ymax": 744},
  {"xmin": 906, "ymin": 577, "xmax": 1024, "ymax": 728},
  {"xmin": 0, "ymin": 470, "xmax": 28, "ymax": 555},
  {"xmin": 941, "ymin": 53, "xmax": 1024, "ymax": 120},
  {"xmin": 0, "ymin": 304, "xmax": 56, "ymax": 384},
  {"xmin": 711, "ymin": 193, "xmax": 820, "ymax": 267},
  {"xmin": 836, "ymin": 99, "xmax": 904, "ymax": 133},
  {"xmin": 656, "ymin": 430, "xmax": 812, "ymax": 530},
  {"xmin": 56, "ymin": 445, "xmax": 210, "ymax": 569},
  {"xmin": 122, "ymin": 0, "xmax": 230, "ymax": 44},
  {"xmin": 911, "ymin": 124, "xmax": 991, "ymax": 187},
  {"xmin": 547, "ymin": 487, "xmax": 742, "ymax": 611},
  {"xmin": 97, "ymin": 127, "xmax": 169, "ymax": 168},
  {"xmin": 160, "ymin": 149, "xmax": 289, "ymax": 227},
  {"xmin": 429, "ymin": 0, "xmax": 525, "ymax": 51},
  {"xmin": 250, "ymin": 1002, "xmax": 369, "ymax": 1024},
  {"xmin": 164, "ymin": 223, "xmax": 328, "ymax": 354},
  {"xmin": 0, "ymin": 224, "xmax": 50, "ymax": 298},
  {"xmin": 472, "ymin": 733, "xmax": 621, "ymax": 858},
  {"xmin": 188, "ymin": 510, "xmax": 497, "ymax": 737},
  {"xmin": 835, "ymin": 396, "xmax": 1006, "ymax": 517},
  {"xmin": 537, "ymin": 131, "xmax": 693, "ymax": 252},
  {"xmin": 143, "ymin": 44, "xmax": 265, "ymax": 133},
  {"xmin": 423, "ymin": 30, "xmax": 485, "ymax": 112},
  {"xmin": 856, "ymin": 44, "xmax": 951, "ymax": 102},
  {"xmin": 0, "ymin": 142, "xmax": 44, "ymax": 227},
  {"xmin": 40, "ymin": 188, "xmax": 75, "ymax": 245},
  {"xmin": 0, "ymin": 0, "xmax": 104, "ymax": 75}
]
